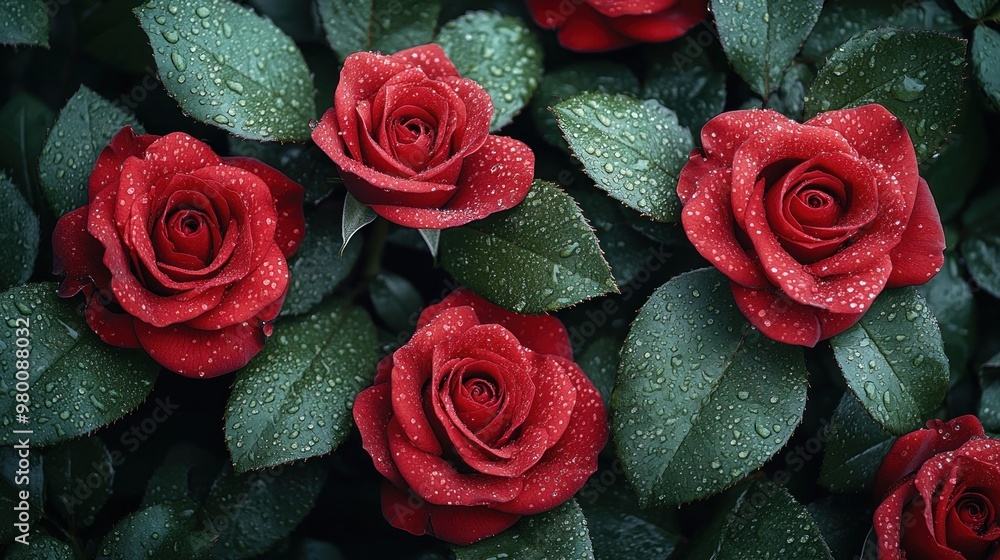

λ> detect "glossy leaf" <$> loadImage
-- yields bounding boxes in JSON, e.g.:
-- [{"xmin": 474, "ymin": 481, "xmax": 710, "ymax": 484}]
[
  {"xmin": 440, "ymin": 180, "xmax": 616, "ymax": 314},
  {"xmin": 830, "ymin": 288, "xmax": 949, "ymax": 435},
  {"xmin": 613, "ymin": 268, "xmax": 808, "ymax": 507},
  {"xmin": 555, "ymin": 93, "xmax": 693, "ymax": 222}
]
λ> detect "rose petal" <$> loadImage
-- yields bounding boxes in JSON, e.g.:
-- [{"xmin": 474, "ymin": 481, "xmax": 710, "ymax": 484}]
[
  {"xmin": 184, "ymin": 244, "xmax": 289, "ymax": 330},
  {"xmin": 606, "ymin": 0, "xmax": 706, "ymax": 42},
  {"xmin": 391, "ymin": 44, "xmax": 461, "ymax": 80},
  {"xmin": 886, "ymin": 178, "xmax": 945, "ymax": 288},
  {"xmin": 335, "ymin": 52, "xmax": 415, "ymax": 161},
  {"xmin": 223, "ymin": 157, "xmax": 306, "ymax": 258},
  {"xmin": 369, "ymin": 135, "xmax": 534, "ymax": 228},
  {"xmin": 53, "ymin": 206, "xmax": 110, "ymax": 297},
  {"xmin": 875, "ymin": 480, "xmax": 919, "ymax": 560},
  {"xmin": 380, "ymin": 481, "xmax": 520, "ymax": 546},
  {"xmin": 588, "ymin": 0, "xmax": 679, "ymax": 16},
  {"xmin": 82, "ymin": 287, "xmax": 141, "ymax": 348},
  {"xmin": 555, "ymin": 4, "xmax": 634, "ymax": 52},
  {"xmin": 699, "ymin": 109, "xmax": 798, "ymax": 169},
  {"xmin": 313, "ymin": 108, "xmax": 458, "ymax": 208},
  {"xmin": 805, "ymin": 104, "xmax": 919, "ymax": 213},
  {"xmin": 418, "ymin": 289, "xmax": 573, "ymax": 359},
  {"xmin": 354, "ymin": 383, "xmax": 406, "ymax": 487},
  {"xmin": 387, "ymin": 419, "xmax": 523, "ymax": 507},
  {"xmin": 88, "ymin": 126, "xmax": 158, "ymax": 199},
  {"xmin": 874, "ymin": 415, "xmax": 986, "ymax": 500},
  {"xmin": 134, "ymin": 319, "xmax": 266, "ymax": 378},
  {"xmin": 492, "ymin": 356, "xmax": 607, "ymax": 514},
  {"xmin": 680, "ymin": 165, "xmax": 771, "ymax": 288},
  {"xmin": 391, "ymin": 307, "xmax": 482, "ymax": 455}
]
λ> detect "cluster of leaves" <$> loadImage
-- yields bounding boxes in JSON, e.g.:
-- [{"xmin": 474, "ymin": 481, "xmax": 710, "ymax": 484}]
[{"xmin": 0, "ymin": 0, "xmax": 999, "ymax": 558}]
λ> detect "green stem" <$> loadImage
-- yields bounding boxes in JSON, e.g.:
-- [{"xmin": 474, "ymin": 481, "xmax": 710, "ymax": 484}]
[{"xmin": 363, "ymin": 218, "xmax": 389, "ymax": 280}]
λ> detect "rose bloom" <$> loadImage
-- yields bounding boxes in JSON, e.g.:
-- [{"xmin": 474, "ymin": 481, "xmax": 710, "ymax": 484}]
[
  {"xmin": 352, "ymin": 289, "xmax": 608, "ymax": 545},
  {"xmin": 526, "ymin": 0, "xmax": 707, "ymax": 52},
  {"xmin": 313, "ymin": 44, "xmax": 534, "ymax": 229},
  {"xmin": 874, "ymin": 415, "xmax": 1000, "ymax": 560},
  {"xmin": 677, "ymin": 104, "xmax": 945, "ymax": 346},
  {"xmin": 52, "ymin": 126, "xmax": 305, "ymax": 378}
]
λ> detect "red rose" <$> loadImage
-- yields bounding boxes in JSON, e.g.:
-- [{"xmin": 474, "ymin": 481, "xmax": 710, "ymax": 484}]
[
  {"xmin": 352, "ymin": 289, "xmax": 608, "ymax": 545},
  {"xmin": 874, "ymin": 416, "xmax": 1000, "ymax": 560},
  {"xmin": 677, "ymin": 105, "xmax": 945, "ymax": 347},
  {"xmin": 52, "ymin": 126, "xmax": 305, "ymax": 378},
  {"xmin": 526, "ymin": 0, "xmax": 707, "ymax": 52},
  {"xmin": 312, "ymin": 44, "xmax": 534, "ymax": 229}
]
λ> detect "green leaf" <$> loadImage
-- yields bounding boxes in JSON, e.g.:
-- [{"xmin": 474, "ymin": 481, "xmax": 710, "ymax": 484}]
[
  {"xmin": 806, "ymin": 496, "xmax": 875, "ymax": 560},
  {"xmin": 228, "ymin": 139, "xmax": 341, "ymax": 205},
  {"xmin": 136, "ymin": 0, "xmax": 316, "ymax": 141},
  {"xmin": 370, "ymin": 272, "xmax": 423, "ymax": 334},
  {"xmin": 576, "ymin": 336, "xmax": 620, "ymax": 407},
  {"xmin": 972, "ymin": 25, "xmax": 1000, "ymax": 112},
  {"xmin": 318, "ymin": 0, "xmax": 441, "ymax": 61},
  {"xmin": 248, "ymin": 0, "xmax": 320, "ymax": 42},
  {"xmin": 531, "ymin": 61, "xmax": 640, "ymax": 151},
  {"xmin": 437, "ymin": 11, "xmax": 542, "ymax": 131},
  {"xmin": 143, "ymin": 442, "xmax": 223, "ymax": 507},
  {"xmin": 921, "ymin": 96, "xmax": 986, "ymax": 220},
  {"xmin": 3, "ymin": 534, "xmax": 74, "ymax": 559},
  {"xmin": 956, "ymin": 0, "xmax": 998, "ymax": 19},
  {"xmin": 554, "ymin": 93, "xmax": 693, "ymax": 222},
  {"xmin": 341, "ymin": 194, "xmax": 377, "ymax": 255},
  {"xmin": 225, "ymin": 299, "xmax": 378, "ymax": 472},
  {"xmin": 0, "ymin": 283, "xmax": 160, "ymax": 447},
  {"xmin": 440, "ymin": 180, "xmax": 616, "ymax": 314},
  {"xmin": 830, "ymin": 288, "xmax": 949, "ymax": 435},
  {"xmin": 281, "ymin": 207, "xmax": 361, "ymax": 317},
  {"xmin": 39, "ymin": 86, "xmax": 143, "ymax": 217},
  {"xmin": 685, "ymin": 479, "xmax": 834, "ymax": 560},
  {"xmin": 918, "ymin": 254, "xmax": 977, "ymax": 379},
  {"xmin": 0, "ymin": 92, "xmax": 55, "ymax": 204},
  {"xmin": 201, "ymin": 462, "xmax": 326, "ymax": 560},
  {"xmin": 417, "ymin": 228, "xmax": 440, "ymax": 258},
  {"xmin": 710, "ymin": 0, "xmax": 823, "ymax": 96},
  {"xmin": 0, "ymin": 0, "xmax": 49, "ymax": 47},
  {"xmin": 819, "ymin": 392, "xmax": 895, "ymax": 493},
  {"xmin": 642, "ymin": 41, "xmax": 727, "ymax": 133},
  {"xmin": 613, "ymin": 268, "xmax": 808, "ymax": 508},
  {"xmin": 80, "ymin": 0, "xmax": 157, "ymax": 75},
  {"xmin": 578, "ymin": 474, "xmax": 681, "ymax": 560},
  {"xmin": 1, "ymin": 444, "xmax": 45, "ymax": 528},
  {"xmin": 802, "ymin": 0, "xmax": 958, "ymax": 61},
  {"xmin": 804, "ymin": 28, "xmax": 966, "ymax": 163},
  {"xmin": 452, "ymin": 499, "xmax": 595, "ymax": 560},
  {"xmin": 0, "ymin": 173, "xmax": 39, "ymax": 292},
  {"xmin": 44, "ymin": 436, "xmax": 113, "ymax": 527},
  {"xmin": 570, "ymin": 185, "xmax": 660, "ymax": 288},
  {"xmin": 979, "ymin": 351, "xmax": 1000, "ymax": 432},
  {"xmin": 96, "ymin": 502, "xmax": 215, "ymax": 560},
  {"xmin": 962, "ymin": 190, "xmax": 1000, "ymax": 299},
  {"xmin": 767, "ymin": 63, "xmax": 814, "ymax": 121}
]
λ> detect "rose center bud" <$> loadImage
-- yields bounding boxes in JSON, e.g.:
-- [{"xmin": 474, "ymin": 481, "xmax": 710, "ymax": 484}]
[
  {"xmin": 464, "ymin": 377, "xmax": 498, "ymax": 405},
  {"xmin": 152, "ymin": 189, "xmax": 225, "ymax": 272},
  {"xmin": 956, "ymin": 493, "xmax": 995, "ymax": 534},
  {"xmin": 390, "ymin": 112, "xmax": 437, "ymax": 171}
]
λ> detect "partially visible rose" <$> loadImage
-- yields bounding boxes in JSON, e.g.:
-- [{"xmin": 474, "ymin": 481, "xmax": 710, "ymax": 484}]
[
  {"xmin": 874, "ymin": 416, "xmax": 1000, "ymax": 560},
  {"xmin": 352, "ymin": 289, "xmax": 608, "ymax": 545},
  {"xmin": 312, "ymin": 44, "xmax": 534, "ymax": 229},
  {"xmin": 526, "ymin": 0, "xmax": 707, "ymax": 52},
  {"xmin": 52, "ymin": 126, "xmax": 305, "ymax": 378},
  {"xmin": 677, "ymin": 104, "xmax": 945, "ymax": 347}
]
